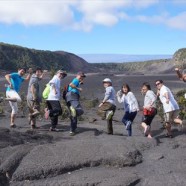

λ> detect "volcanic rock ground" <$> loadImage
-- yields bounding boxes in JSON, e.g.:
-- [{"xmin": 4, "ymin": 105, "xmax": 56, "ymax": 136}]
[{"xmin": 0, "ymin": 73, "xmax": 186, "ymax": 186}]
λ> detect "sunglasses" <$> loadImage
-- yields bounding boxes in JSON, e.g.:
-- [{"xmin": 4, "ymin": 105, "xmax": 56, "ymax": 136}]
[{"xmin": 155, "ymin": 83, "xmax": 161, "ymax": 86}]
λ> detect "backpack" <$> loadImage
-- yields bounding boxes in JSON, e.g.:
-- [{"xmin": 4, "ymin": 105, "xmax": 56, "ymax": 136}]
[
  {"xmin": 42, "ymin": 84, "xmax": 50, "ymax": 99},
  {"xmin": 62, "ymin": 85, "xmax": 69, "ymax": 101}
]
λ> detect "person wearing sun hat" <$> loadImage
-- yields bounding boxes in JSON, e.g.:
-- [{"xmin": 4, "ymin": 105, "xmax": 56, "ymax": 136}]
[
  {"xmin": 45, "ymin": 69, "xmax": 67, "ymax": 131},
  {"xmin": 97, "ymin": 78, "xmax": 116, "ymax": 135},
  {"xmin": 66, "ymin": 71, "xmax": 86, "ymax": 136}
]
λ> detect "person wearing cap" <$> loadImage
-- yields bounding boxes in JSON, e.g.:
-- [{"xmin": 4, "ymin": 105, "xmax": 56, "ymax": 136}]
[
  {"xmin": 156, "ymin": 79, "xmax": 183, "ymax": 138},
  {"xmin": 97, "ymin": 78, "xmax": 116, "ymax": 135},
  {"xmin": 66, "ymin": 71, "xmax": 86, "ymax": 136},
  {"xmin": 27, "ymin": 67, "xmax": 46, "ymax": 129},
  {"xmin": 4, "ymin": 67, "xmax": 32, "ymax": 128},
  {"xmin": 45, "ymin": 70, "xmax": 67, "ymax": 131}
]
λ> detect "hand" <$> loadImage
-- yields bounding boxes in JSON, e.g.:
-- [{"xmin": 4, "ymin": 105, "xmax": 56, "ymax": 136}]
[
  {"xmin": 78, "ymin": 88, "xmax": 83, "ymax": 92},
  {"xmin": 43, "ymin": 70, "xmax": 48, "ymax": 73},
  {"xmin": 117, "ymin": 90, "xmax": 122, "ymax": 97},
  {"xmin": 175, "ymin": 68, "xmax": 179, "ymax": 71},
  {"xmin": 28, "ymin": 68, "xmax": 33, "ymax": 74}
]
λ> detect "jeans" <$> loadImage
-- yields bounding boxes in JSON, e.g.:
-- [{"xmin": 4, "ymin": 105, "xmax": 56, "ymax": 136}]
[
  {"xmin": 122, "ymin": 111, "xmax": 137, "ymax": 136},
  {"xmin": 46, "ymin": 100, "xmax": 62, "ymax": 128}
]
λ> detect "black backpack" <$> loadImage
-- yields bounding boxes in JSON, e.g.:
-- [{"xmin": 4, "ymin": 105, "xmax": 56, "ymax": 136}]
[{"xmin": 62, "ymin": 85, "xmax": 69, "ymax": 101}]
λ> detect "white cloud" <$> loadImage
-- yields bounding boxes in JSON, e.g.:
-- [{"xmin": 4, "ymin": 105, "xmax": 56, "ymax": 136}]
[
  {"xmin": 167, "ymin": 12, "xmax": 186, "ymax": 30},
  {"xmin": 0, "ymin": 0, "xmax": 186, "ymax": 31}
]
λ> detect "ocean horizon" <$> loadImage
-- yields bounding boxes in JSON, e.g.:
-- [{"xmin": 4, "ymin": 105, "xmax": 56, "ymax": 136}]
[{"xmin": 79, "ymin": 54, "xmax": 172, "ymax": 63}]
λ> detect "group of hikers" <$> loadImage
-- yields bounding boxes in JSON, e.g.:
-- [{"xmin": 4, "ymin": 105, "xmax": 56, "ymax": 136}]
[{"xmin": 0, "ymin": 67, "xmax": 185, "ymax": 137}]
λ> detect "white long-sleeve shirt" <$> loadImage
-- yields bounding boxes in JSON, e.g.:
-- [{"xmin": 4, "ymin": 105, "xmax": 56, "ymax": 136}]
[{"xmin": 117, "ymin": 91, "xmax": 139, "ymax": 113}]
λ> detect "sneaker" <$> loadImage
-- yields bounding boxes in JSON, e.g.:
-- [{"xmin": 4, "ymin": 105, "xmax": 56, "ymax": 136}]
[
  {"xmin": 106, "ymin": 110, "xmax": 113, "ymax": 120},
  {"xmin": 165, "ymin": 133, "xmax": 173, "ymax": 138},
  {"xmin": 44, "ymin": 108, "xmax": 50, "ymax": 120},
  {"xmin": 144, "ymin": 125, "xmax": 150, "ymax": 136},
  {"xmin": 10, "ymin": 124, "xmax": 16, "ymax": 128},
  {"xmin": 49, "ymin": 127, "xmax": 60, "ymax": 132},
  {"xmin": 69, "ymin": 131, "xmax": 75, "ymax": 136},
  {"xmin": 70, "ymin": 106, "xmax": 76, "ymax": 117},
  {"xmin": 0, "ymin": 97, "xmax": 4, "ymax": 103},
  {"xmin": 31, "ymin": 125, "xmax": 37, "ymax": 129},
  {"xmin": 125, "ymin": 121, "xmax": 131, "ymax": 130}
]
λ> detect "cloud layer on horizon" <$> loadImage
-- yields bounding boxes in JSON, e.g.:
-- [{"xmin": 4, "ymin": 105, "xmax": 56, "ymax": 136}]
[{"xmin": 0, "ymin": 0, "xmax": 186, "ymax": 31}]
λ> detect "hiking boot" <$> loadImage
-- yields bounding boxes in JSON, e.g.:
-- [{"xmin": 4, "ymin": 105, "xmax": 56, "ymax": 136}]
[
  {"xmin": 106, "ymin": 110, "xmax": 113, "ymax": 120},
  {"xmin": 49, "ymin": 127, "xmax": 60, "ymax": 132},
  {"xmin": 10, "ymin": 124, "xmax": 16, "ymax": 128},
  {"xmin": 31, "ymin": 125, "xmax": 37, "ymax": 129},
  {"xmin": 70, "ymin": 106, "xmax": 76, "ymax": 117}
]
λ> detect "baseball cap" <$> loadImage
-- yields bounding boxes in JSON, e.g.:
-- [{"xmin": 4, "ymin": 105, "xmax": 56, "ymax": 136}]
[
  {"xmin": 77, "ymin": 71, "xmax": 86, "ymax": 77},
  {"xmin": 103, "ymin": 78, "xmax": 112, "ymax": 83}
]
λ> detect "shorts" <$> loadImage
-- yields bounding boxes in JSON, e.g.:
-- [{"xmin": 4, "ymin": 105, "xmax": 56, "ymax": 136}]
[
  {"xmin": 6, "ymin": 90, "xmax": 22, "ymax": 115},
  {"xmin": 142, "ymin": 115, "xmax": 155, "ymax": 126},
  {"xmin": 6, "ymin": 90, "xmax": 22, "ymax": 102},
  {"xmin": 164, "ymin": 110, "xmax": 179, "ymax": 123}
]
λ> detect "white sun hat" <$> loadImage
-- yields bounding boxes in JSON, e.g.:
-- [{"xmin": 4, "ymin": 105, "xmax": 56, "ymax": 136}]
[{"xmin": 102, "ymin": 78, "xmax": 112, "ymax": 83}]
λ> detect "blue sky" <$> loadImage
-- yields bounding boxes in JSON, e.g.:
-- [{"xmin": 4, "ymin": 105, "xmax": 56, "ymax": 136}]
[{"xmin": 0, "ymin": 0, "xmax": 186, "ymax": 55}]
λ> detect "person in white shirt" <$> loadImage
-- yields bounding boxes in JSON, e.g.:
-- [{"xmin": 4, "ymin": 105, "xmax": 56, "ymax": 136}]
[
  {"xmin": 156, "ymin": 80, "xmax": 183, "ymax": 138},
  {"xmin": 117, "ymin": 83, "xmax": 139, "ymax": 136},
  {"xmin": 46, "ymin": 70, "xmax": 67, "ymax": 131},
  {"xmin": 141, "ymin": 82, "xmax": 157, "ymax": 138}
]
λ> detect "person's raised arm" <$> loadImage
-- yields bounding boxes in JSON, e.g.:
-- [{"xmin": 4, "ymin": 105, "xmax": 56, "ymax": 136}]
[{"xmin": 24, "ymin": 68, "xmax": 33, "ymax": 81}]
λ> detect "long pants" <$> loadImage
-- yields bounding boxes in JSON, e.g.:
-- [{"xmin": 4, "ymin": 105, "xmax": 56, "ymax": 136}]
[
  {"xmin": 46, "ymin": 100, "xmax": 62, "ymax": 129},
  {"xmin": 122, "ymin": 111, "xmax": 137, "ymax": 136},
  {"xmin": 27, "ymin": 99, "xmax": 40, "ymax": 125},
  {"xmin": 66, "ymin": 91, "xmax": 84, "ymax": 132},
  {"xmin": 97, "ymin": 102, "xmax": 116, "ymax": 134},
  {"xmin": 67, "ymin": 100, "xmax": 84, "ymax": 132}
]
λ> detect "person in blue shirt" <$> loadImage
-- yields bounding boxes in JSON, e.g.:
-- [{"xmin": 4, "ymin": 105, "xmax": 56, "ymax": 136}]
[
  {"xmin": 66, "ymin": 72, "xmax": 86, "ymax": 136},
  {"xmin": 4, "ymin": 68, "xmax": 32, "ymax": 128}
]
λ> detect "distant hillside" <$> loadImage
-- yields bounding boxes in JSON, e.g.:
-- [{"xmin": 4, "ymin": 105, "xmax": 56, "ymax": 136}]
[
  {"xmin": 0, "ymin": 42, "xmax": 94, "ymax": 72},
  {"xmin": 93, "ymin": 48, "xmax": 186, "ymax": 74},
  {"xmin": 173, "ymin": 48, "xmax": 186, "ymax": 69},
  {"xmin": 93, "ymin": 59, "xmax": 175, "ymax": 74}
]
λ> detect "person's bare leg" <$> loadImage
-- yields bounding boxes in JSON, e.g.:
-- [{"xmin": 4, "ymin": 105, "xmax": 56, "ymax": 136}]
[
  {"xmin": 5, "ymin": 97, "xmax": 17, "ymax": 102},
  {"xmin": 141, "ymin": 122, "xmax": 147, "ymax": 129},
  {"xmin": 165, "ymin": 122, "xmax": 172, "ymax": 135},
  {"xmin": 11, "ymin": 114, "xmax": 16, "ymax": 126}
]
